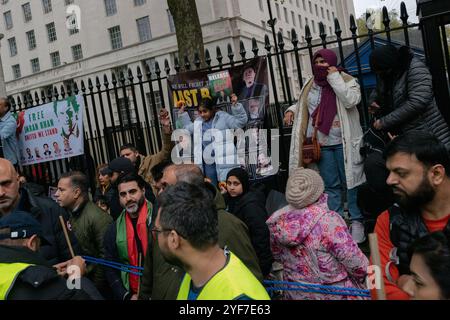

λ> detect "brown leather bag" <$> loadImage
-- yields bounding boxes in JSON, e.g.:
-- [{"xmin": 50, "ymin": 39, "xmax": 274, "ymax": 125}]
[{"xmin": 302, "ymin": 106, "xmax": 321, "ymax": 165}]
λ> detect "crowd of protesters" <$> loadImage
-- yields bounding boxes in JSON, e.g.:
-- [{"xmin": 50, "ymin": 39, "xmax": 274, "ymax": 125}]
[{"xmin": 1, "ymin": 44, "xmax": 450, "ymax": 301}]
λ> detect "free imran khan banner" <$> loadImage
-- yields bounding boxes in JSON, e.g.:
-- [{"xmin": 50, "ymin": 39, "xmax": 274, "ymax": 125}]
[{"xmin": 15, "ymin": 95, "xmax": 84, "ymax": 166}]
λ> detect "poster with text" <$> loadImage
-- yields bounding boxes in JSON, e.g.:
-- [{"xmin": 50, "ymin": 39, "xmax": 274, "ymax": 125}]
[
  {"xmin": 167, "ymin": 57, "xmax": 273, "ymax": 180},
  {"xmin": 16, "ymin": 95, "xmax": 84, "ymax": 166}
]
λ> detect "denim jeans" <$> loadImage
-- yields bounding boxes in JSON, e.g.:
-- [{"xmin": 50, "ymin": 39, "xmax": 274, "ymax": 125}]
[
  {"xmin": 203, "ymin": 163, "xmax": 218, "ymax": 187},
  {"xmin": 317, "ymin": 144, "xmax": 363, "ymax": 222}
]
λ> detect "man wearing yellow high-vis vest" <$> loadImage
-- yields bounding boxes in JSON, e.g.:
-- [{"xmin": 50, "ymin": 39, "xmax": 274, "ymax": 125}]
[
  {"xmin": 0, "ymin": 211, "xmax": 91, "ymax": 300},
  {"xmin": 154, "ymin": 182, "xmax": 270, "ymax": 301}
]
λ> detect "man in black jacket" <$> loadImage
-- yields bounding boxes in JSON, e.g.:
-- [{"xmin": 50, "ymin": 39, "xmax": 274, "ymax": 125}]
[
  {"xmin": 0, "ymin": 158, "xmax": 80, "ymax": 265},
  {"xmin": 0, "ymin": 211, "xmax": 93, "ymax": 300},
  {"xmin": 103, "ymin": 173, "xmax": 154, "ymax": 300}
]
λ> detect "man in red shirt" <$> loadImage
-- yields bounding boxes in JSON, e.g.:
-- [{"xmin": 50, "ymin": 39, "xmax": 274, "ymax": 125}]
[{"xmin": 373, "ymin": 131, "xmax": 450, "ymax": 300}]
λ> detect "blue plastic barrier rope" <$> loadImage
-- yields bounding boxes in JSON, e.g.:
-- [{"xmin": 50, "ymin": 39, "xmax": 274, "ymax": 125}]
[
  {"xmin": 264, "ymin": 280, "xmax": 370, "ymax": 294},
  {"xmin": 82, "ymin": 256, "xmax": 370, "ymax": 298},
  {"xmin": 82, "ymin": 256, "xmax": 143, "ymax": 276},
  {"xmin": 264, "ymin": 280, "xmax": 371, "ymax": 298}
]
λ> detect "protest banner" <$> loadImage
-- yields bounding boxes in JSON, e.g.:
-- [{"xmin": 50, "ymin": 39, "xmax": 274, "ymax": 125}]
[
  {"xmin": 167, "ymin": 57, "xmax": 274, "ymax": 180},
  {"xmin": 15, "ymin": 95, "xmax": 84, "ymax": 166}
]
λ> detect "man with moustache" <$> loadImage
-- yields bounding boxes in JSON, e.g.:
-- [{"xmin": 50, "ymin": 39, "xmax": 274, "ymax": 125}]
[
  {"xmin": 103, "ymin": 157, "xmax": 155, "ymax": 221},
  {"xmin": 374, "ymin": 131, "xmax": 450, "ymax": 300},
  {"xmin": 103, "ymin": 173, "xmax": 154, "ymax": 300}
]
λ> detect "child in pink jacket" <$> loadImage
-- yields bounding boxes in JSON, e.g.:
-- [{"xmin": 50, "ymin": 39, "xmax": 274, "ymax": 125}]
[{"xmin": 267, "ymin": 168, "xmax": 369, "ymax": 300}]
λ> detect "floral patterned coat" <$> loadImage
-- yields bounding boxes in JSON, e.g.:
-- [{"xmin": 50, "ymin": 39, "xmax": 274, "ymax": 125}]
[{"xmin": 267, "ymin": 194, "xmax": 369, "ymax": 300}]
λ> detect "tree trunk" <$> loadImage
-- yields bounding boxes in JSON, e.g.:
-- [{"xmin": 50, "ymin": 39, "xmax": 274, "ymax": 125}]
[{"xmin": 167, "ymin": 0, "xmax": 205, "ymax": 69}]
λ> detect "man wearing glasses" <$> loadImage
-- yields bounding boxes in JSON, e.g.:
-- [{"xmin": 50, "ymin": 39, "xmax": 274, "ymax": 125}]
[
  {"xmin": 139, "ymin": 164, "xmax": 263, "ymax": 300},
  {"xmin": 103, "ymin": 173, "xmax": 154, "ymax": 300},
  {"xmin": 154, "ymin": 182, "xmax": 270, "ymax": 300}
]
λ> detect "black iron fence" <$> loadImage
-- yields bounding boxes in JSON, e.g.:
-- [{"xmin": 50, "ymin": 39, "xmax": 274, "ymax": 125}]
[{"xmin": 6, "ymin": 1, "xmax": 449, "ymax": 191}]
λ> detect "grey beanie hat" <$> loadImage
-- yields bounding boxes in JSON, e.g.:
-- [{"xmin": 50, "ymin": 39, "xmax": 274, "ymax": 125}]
[{"xmin": 285, "ymin": 167, "xmax": 325, "ymax": 209}]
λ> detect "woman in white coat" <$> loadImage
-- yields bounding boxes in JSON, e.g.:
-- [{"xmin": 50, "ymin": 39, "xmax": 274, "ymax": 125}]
[{"xmin": 284, "ymin": 49, "xmax": 367, "ymax": 243}]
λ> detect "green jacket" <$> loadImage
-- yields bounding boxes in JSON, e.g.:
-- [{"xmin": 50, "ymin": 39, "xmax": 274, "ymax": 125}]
[
  {"xmin": 70, "ymin": 200, "xmax": 113, "ymax": 288},
  {"xmin": 139, "ymin": 184, "xmax": 263, "ymax": 300}
]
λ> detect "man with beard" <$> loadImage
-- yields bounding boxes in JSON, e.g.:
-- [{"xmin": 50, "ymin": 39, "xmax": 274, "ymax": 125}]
[
  {"xmin": 374, "ymin": 131, "xmax": 450, "ymax": 300},
  {"xmin": 104, "ymin": 157, "xmax": 155, "ymax": 220},
  {"xmin": 154, "ymin": 182, "xmax": 270, "ymax": 300},
  {"xmin": 238, "ymin": 66, "xmax": 268, "ymax": 102},
  {"xmin": 103, "ymin": 173, "xmax": 154, "ymax": 300}
]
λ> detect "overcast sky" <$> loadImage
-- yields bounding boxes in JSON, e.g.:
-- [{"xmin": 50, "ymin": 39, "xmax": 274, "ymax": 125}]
[{"xmin": 353, "ymin": 0, "xmax": 418, "ymax": 22}]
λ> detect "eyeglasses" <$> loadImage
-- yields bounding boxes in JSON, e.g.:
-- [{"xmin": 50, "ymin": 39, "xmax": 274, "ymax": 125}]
[
  {"xmin": 151, "ymin": 227, "xmax": 169, "ymax": 235},
  {"xmin": 151, "ymin": 226, "xmax": 186, "ymax": 239}
]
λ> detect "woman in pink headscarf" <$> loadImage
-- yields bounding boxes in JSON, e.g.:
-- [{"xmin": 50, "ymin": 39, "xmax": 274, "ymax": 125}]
[{"xmin": 283, "ymin": 49, "xmax": 367, "ymax": 244}]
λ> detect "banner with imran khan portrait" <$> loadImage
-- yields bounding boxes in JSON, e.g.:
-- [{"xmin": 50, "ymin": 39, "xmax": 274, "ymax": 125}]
[
  {"xmin": 167, "ymin": 57, "xmax": 275, "ymax": 181},
  {"xmin": 16, "ymin": 95, "xmax": 84, "ymax": 166}
]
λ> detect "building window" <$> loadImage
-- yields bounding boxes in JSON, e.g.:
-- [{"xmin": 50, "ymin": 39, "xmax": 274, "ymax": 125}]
[
  {"xmin": 284, "ymin": 7, "xmax": 288, "ymax": 23},
  {"xmin": 258, "ymin": 0, "xmax": 263, "ymax": 11},
  {"xmin": 327, "ymin": 9, "xmax": 330, "ymax": 21},
  {"xmin": 308, "ymin": 1, "xmax": 312, "ymax": 14},
  {"xmin": 167, "ymin": 9, "xmax": 176, "ymax": 33},
  {"xmin": 312, "ymin": 20, "xmax": 316, "ymax": 33},
  {"xmin": 146, "ymin": 91, "xmax": 162, "ymax": 115},
  {"xmin": 12, "ymin": 64, "xmax": 21, "ymax": 79},
  {"xmin": 50, "ymin": 51, "xmax": 61, "ymax": 67},
  {"xmin": 31, "ymin": 58, "xmax": 40, "ymax": 73},
  {"xmin": 22, "ymin": 3, "xmax": 32, "ymax": 22},
  {"xmin": 46, "ymin": 22, "xmax": 57, "ymax": 42},
  {"xmin": 275, "ymin": 3, "xmax": 280, "ymax": 18},
  {"xmin": 302, "ymin": 0, "xmax": 306, "ymax": 11},
  {"xmin": 298, "ymin": 15, "xmax": 303, "ymax": 29},
  {"xmin": 134, "ymin": 0, "xmax": 146, "ymax": 5},
  {"xmin": 104, "ymin": 0, "xmax": 117, "ymax": 16},
  {"xmin": 4, "ymin": 11, "xmax": 13, "ymax": 29},
  {"xmin": 143, "ymin": 58, "xmax": 157, "ymax": 80},
  {"xmin": 65, "ymin": 0, "xmax": 74, "ymax": 5},
  {"xmin": 137, "ymin": 16, "xmax": 152, "ymax": 42},
  {"xmin": 71, "ymin": 44, "xmax": 83, "ymax": 60},
  {"xmin": 26, "ymin": 30, "xmax": 36, "ymax": 50},
  {"xmin": 8, "ymin": 37, "xmax": 17, "ymax": 57},
  {"xmin": 118, "ymin": 97, "xmax": 136, "ymax": 126},
  {"xmin": 67, "ymin": 12, "xmax": 80, "ymax": 35},
  {"xmin": 315, "ymin": 4, "xmax": 318, "ymax": 16},
  {"xmin": 108, "ymin": 25, "xmax": 123, "ymax": 50},
  {"xmin": 321, "ymin": 7, "xmax": 324, "ymax": 19},
  {"xmin": 291, "ymin": 11, "xmax": 296, "ymax": 26},
  {"xmin": 42, "ymin": 0, "xmax": 52, "ymax": 14}
]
